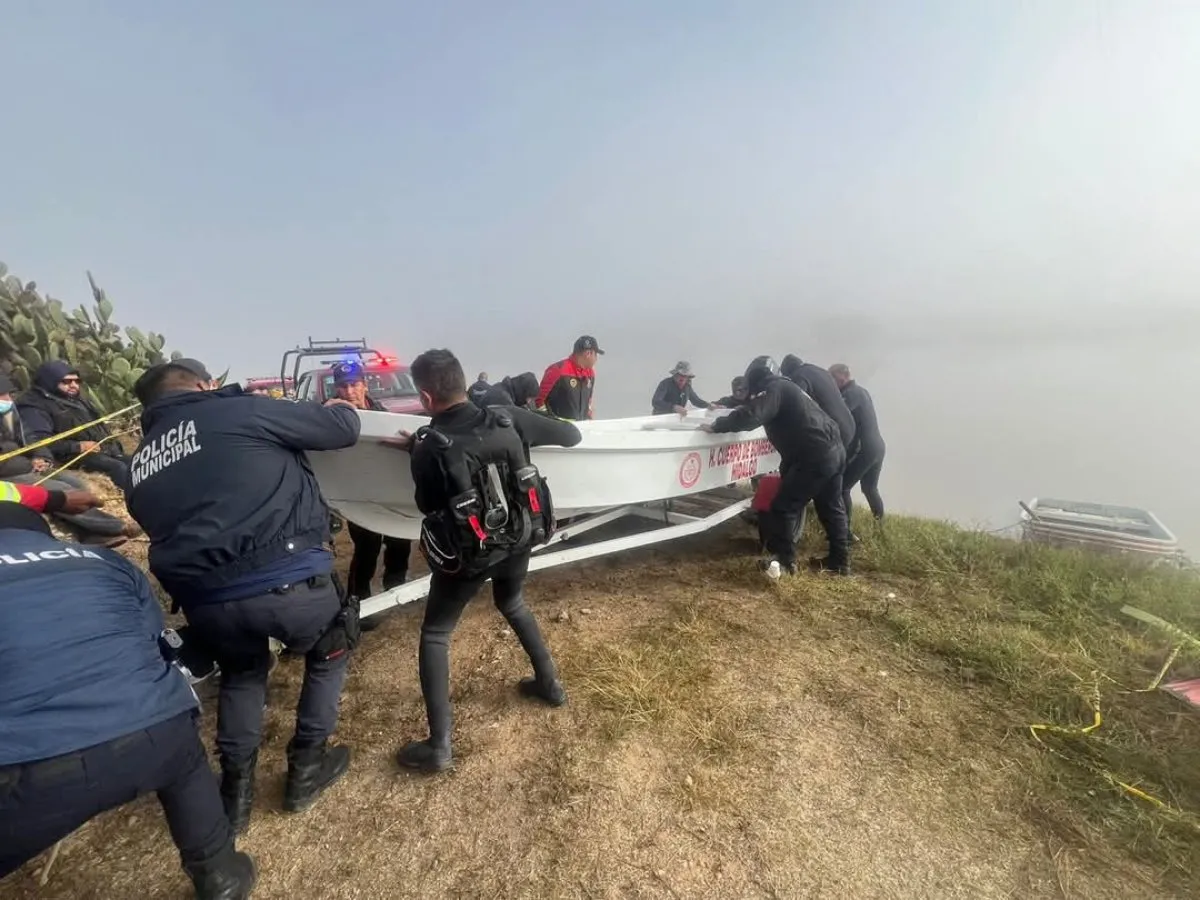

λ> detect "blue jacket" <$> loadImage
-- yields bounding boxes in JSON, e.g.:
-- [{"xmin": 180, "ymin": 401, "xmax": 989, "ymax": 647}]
[
  {"xmin": 125, "ymin": 386, "xmax": 360, "ymax": 608},
  {"xmin": 0, "ymin": 527, "xmax": 198, "ymax": 766}
]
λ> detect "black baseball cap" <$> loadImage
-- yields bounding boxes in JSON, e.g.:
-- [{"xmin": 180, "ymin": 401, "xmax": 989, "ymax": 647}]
[
  {"xmin": 171, "ymin": 358, "xmax": 213, "ymax": 382},
  {"xmin": 573, "ymin": 335, "xmax": 605, "ymax": 355},
  {"xmin": 134, "ymin": 358, "xmax": 215, "ymax": 405}
]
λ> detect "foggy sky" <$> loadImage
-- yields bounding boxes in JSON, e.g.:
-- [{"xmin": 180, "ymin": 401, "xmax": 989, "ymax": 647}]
[{"xmin": 3, "ymin": 2, "xmax": 1199, "ymax": 547}]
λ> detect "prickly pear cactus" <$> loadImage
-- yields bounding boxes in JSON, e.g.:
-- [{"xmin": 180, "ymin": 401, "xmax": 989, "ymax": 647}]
[{"xmin": 0, "ymin": 262, "xmax": 174, "ymax": 414}]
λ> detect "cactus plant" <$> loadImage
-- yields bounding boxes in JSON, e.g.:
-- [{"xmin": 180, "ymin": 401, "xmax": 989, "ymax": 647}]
[{"xmin": 0, "ymin": 262, "xmax": 188, "ymax": 414}]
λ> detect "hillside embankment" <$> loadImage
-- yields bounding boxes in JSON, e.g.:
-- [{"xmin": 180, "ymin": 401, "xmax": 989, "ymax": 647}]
[{"xmin": 3, "ymin": 476, "xmax": 1199, "ymax": 900}]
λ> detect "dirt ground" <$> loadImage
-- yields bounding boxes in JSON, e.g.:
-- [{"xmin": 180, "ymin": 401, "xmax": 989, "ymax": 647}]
[{"xmin": 0, "ymin": 520, "xmax": 1174, "ymax": 900}]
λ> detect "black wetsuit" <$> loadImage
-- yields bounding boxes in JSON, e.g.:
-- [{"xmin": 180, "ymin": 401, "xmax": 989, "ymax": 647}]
[
  {"xmin": 403, "ymin": 402, "xmax": 581, "ymax": 769},
  {"xmin": 476, "ymin": 373, "xmax": 540, "ymax": 410},
  {"xmin": 780, "ymin": 356, "xmax": 855, "ymax": 453},
  {"xmin": 839, "ymin": 380, "xmax": 885, "ymax": 521},
  {"xmin": 711, "ymin": 375, "xmax": 849, "ymax": 570}
]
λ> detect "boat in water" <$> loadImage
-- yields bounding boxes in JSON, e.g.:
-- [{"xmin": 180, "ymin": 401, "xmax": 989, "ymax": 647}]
[
  {"xmin": 310, "ymin": 409, "xmax": 779, "ymax": 540},
  {"xmin": 1019, "ymin": 497, "xmax": 1180, "ymax": 562}
]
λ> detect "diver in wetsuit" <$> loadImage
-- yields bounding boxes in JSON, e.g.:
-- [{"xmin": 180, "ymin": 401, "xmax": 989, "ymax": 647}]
[
  {"xmin": 389, "ymin": 349, "xmax": 581, "ymax": 773},
  {"xmin": 476, "ymin": 372, "xmax": 540, "ymax": 410},
  {"xmin": 829, "ymin": 364, "xmax": 886, "ymax": 529},
  {"xmin": 779, "ymin": 354, "xmax": 855, "ymax": 452},
  {"xmin": 702, "ymin": 356, "xmax": 850, "ymax": 576}
]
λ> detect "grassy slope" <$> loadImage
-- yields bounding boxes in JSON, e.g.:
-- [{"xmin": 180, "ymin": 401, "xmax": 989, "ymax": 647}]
[
  {"xmin": 5, "ymin": 485, "xmax": 1200, "ymax": 898},
  {"xmin": 845, "ymin": 514, "xmax": 1200, "ymax": 887}
]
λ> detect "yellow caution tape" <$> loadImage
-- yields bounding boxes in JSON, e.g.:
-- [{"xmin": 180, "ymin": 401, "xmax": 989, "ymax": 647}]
[
  {"xmin": 0, "ymin": 402, "xmax": 141, "ymax": 465},
  {"xmin": 1028, "ymin": 631, "xmax": 1200, "ymax": 829},
  {"xmin": 32, "ymin": 428, "xmax": 139, "ymax": 486}
]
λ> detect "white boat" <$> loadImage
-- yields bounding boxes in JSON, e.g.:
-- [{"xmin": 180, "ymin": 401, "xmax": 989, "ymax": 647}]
[
  {"xmin": 309, "ymin": 408, "xmax": 779, "ymax": 616},
  {"xmin": 311, "ymin": 408, "xmax": 778, "ymax": 540},
  {"xmin": 1019, "ymin": 497, "xmax": 1180, "ymax": 561}
]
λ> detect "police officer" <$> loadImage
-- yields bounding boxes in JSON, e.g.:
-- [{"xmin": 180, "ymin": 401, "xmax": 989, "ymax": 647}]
[
  {"xmin": 389, "ymin": 348, "xmax": 581, "ymax": 773},
  {"xmin": 330, "ymin": 362, "xmax": 411, "ymax": 618},
  {"xmin": 0, "ymin": 501, "xmax": 256, "ymax": 899},
  {"xmin": 125, "ymin": 358, "xmax": 362, "ymax": 835},
  {"xmin": 829, "ymin": 364, "xmax": 886, "ymax": 527},
  {"xmin": 779, "ymin": 353, "xmax": 856, "ymax": 452},
  {"xmin": 703, "ymin": 356, "xmax": 850, "ymax": 576}
]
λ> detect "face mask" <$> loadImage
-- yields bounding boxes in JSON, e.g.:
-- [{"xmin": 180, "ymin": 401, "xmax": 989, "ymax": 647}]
[{"xmin": 0, "ymin": 401, "xmax": 11, "ymax": 415}]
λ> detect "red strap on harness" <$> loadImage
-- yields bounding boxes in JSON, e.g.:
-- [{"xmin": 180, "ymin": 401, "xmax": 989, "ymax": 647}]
[
  {"xmin": 468, "ymin": 515, "xmax": 488, "ymax": 541},
  {"xmin": 527, "ymin": 487, "xmax": 541, "ymax": 514}
]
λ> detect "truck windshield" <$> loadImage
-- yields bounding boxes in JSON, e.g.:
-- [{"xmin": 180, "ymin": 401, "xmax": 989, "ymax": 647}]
[{"xmin": 321, "ymin": 369, "xmax": 417, "ymax": 399}]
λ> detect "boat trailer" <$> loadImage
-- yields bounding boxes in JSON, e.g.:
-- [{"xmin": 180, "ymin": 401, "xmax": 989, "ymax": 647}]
[{"xmin": 359, "ymin": 490, "xmax": 752, "ymax": 619}]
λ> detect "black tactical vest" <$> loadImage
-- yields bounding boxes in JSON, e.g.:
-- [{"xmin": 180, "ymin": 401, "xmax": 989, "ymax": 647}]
[{"xmin": 416, "ymin": 408, "xmax": 556, "ymax": 578}]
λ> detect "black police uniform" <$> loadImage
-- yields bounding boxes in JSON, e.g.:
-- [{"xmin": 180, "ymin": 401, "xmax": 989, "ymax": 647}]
[
  {"xmin": 780, "ymin": 355, "xmax": 856, "ymax": 452},
  {"xmin": 712, "ymin": 358, "xmax": 850, "ymax": 574},
  {"xmin": 396, "ymin": 401, "xmax": 581, "ymax": 773},
  {"xmin": 125, "ymin": 382, "xmax": 361, "ymax": 833},
  {"xmin": 839, "ymin": 379, "xmax": 886, "ymax": 521},
  {"xmin": 0, "ymin": 502, "xmax": 255, "ymax": 899}
]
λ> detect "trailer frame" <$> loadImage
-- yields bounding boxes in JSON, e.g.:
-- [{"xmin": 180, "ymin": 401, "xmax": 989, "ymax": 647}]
[{"xmin": 359, "ymin": 494, "xmax": 752, "ymax": 619}]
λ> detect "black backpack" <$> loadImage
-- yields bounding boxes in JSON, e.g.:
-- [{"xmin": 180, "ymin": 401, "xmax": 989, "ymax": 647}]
[{"xmin": 415, "ymin": 408, "xmax": 556, "ymax": 578}]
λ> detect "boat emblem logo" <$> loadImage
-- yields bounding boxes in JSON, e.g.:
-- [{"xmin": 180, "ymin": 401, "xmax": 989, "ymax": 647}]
[{"xmin": 678, "ymin": 452, "xmax": 702, "ymax": 489}]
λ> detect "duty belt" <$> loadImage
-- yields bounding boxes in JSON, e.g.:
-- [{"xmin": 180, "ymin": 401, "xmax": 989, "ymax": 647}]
[{"xmin": 270, "ymin": 573, "xmax": 332, "ymax": 595}]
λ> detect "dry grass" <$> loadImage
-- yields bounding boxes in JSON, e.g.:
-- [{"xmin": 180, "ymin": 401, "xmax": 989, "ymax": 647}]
[{"xmin": 2, "ymin": 483, "xmax": 1197, "ymax": 899}]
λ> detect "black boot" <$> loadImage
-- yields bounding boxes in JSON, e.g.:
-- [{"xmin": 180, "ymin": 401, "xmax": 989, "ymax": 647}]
[
  {"xmin": 395, "ymin": 738, "xmax": 453, "ymax": 774},
  {"xmin": 282, "ymin": 740, "xmax": 350, "ymax": 813},
  {"xmin": 518, "ymin": 676, "xmax": 567, "ymax": 707},
  {"xmin": 219, "ymin": 752, "xmax": 257, "ymax": 835},
  {"xmin": 187, "ymin": 845, "xmax": 257, "ymax": 900}
]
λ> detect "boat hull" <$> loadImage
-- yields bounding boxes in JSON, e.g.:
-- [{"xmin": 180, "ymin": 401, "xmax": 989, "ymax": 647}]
[
  {"xmin": 1019, "ymin": 496, "xmax": 1179, "ymax": 559},
  {"xmin": 310, "ymin": 410, "xmax": 781, "ymax": 539}
]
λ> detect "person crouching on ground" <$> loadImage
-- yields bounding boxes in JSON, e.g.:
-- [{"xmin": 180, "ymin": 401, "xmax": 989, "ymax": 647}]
[
  {"xmin": 0, "ymin": 501, "xmax": 256, "ymax": 899},
  {"xmin": 15, "ymin": 361, "xmax": 134, "ymax": 491},
  {"xmin": 388, "ymin": 348, "xmax": 581, "ymax": 773},
  {"xmin": 330, "ymin": 361, "xmax": 411, "ymax": 629},
  {"xmin": 702, "ymin": 356, "xmax": 851, "ymax": 576},
  {"xmin": 125, "ymin": 358, "xmax": 362, "ymax": 835},
  {"xmin": 0, "ymin": 373, "xmax": 134, "ymax": 547},
  {"xmin": 651, "ymin": 361, "xmax": 718, "ymax": 416}
]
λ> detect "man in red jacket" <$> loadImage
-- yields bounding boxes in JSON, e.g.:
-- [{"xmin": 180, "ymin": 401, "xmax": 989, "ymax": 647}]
[{"xmin": 536, "ymin": 335, "xmax": 603, "ymax": 420}]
